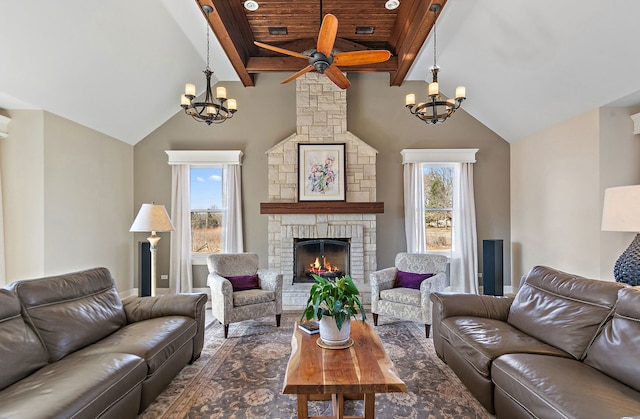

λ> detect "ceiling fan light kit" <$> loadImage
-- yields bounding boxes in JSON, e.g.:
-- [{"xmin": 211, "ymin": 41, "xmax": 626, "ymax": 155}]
[
  {"xmin": 254, "ymin": 13, "xmax": 392, "ymax": 89},
  {"xmin": 181, "ymin": 5, "xmax": 237, "ymax": 125},
  {"xmin": 405, "ymin": 3, "xmax": 465, "ymax": 124}
]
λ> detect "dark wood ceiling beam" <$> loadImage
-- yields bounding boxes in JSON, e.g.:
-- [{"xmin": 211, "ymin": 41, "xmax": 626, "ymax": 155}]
[
  {"xmin": 245, "ymin": 56, "xmax": 398, "ymax": 73},
  {"xmin": 388, "ymin": 0, "xmax": 446, "ymax": 87},
  {"xmin": 197, "ymin": 0, "xmax": 255, "ymax": 87}
]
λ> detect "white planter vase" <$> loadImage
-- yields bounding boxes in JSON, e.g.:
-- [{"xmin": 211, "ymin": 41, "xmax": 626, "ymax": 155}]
[{"xmin": 319, "ymin": 316, "xmax": 351, "ymax": 346}]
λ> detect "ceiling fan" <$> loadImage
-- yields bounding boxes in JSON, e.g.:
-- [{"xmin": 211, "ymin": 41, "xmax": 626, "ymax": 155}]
[{"xmin": 254, "ymin": 13, "xmax": 392, "ymax": 89}]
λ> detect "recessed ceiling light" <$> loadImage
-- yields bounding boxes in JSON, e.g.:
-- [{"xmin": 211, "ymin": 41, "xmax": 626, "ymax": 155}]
[
  {"xmin": 355, "ymin": 26, "xmax": 375, "ymax": 35},
  {"xmin": 385, "ymin": 0, "xmax": 400, "ymax": 10},
  {"xmin": 244, "ymin": 1, "xmax": 259, "ymax": 11},
  {"xmin": 268, "ymin": 27, "xmax": 288, "ymax": 35}
]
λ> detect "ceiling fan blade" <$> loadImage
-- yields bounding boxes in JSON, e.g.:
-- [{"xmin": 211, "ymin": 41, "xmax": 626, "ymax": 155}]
[
  {"xmin": 254, "ymin": 41, "xmax": 309, "ymax": 60},
  {"xmin": 317, "ymin": 14, "xmax": 338, "ymax": 57},
  {"xmin": 324, "ymin": 65, "xmax": 351, "ymax": 90},
  {"xmin": 333, "ymin": 50, "xmax": 392, "ymax": 66},
  {"xmin": 280, "ymin": 65, "xmax": 315, "ymax": 84}
]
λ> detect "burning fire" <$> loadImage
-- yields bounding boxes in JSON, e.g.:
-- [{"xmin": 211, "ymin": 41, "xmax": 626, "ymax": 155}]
[{"xmin": 307, "ymin": 256, "xmax": 340, "ymax": 274}]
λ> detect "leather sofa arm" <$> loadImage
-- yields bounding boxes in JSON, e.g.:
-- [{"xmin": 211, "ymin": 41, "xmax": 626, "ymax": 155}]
[
  {"xmin": 123, "ymin": 293, "xmax": 208, "ymax": 362},
  {"xmin": 430, "ymin": 292, "xmax": 514, "ymax": 322},
  {"xmin": 123, "ymin": 293, "xmax": 207, "ymax": 323},
  {"xmin": 430, "ymin": 292, "xmax": 514, "ymax": 360}
]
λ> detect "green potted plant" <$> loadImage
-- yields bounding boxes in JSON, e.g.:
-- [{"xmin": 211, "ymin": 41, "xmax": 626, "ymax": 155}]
[{"xmin": 301, "ymin": 274, "xmax": 366, "ymax": 346}]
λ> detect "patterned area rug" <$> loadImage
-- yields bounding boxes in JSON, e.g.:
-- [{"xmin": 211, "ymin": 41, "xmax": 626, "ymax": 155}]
[{"xmin": 140, "ymin": 313, "xmax": 493, "ymax": 419}]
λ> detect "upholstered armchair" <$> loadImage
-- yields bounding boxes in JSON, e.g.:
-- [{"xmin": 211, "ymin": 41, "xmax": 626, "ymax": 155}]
[
  {"xmin": 207, "ymin": 253, "xmax": 283, "ymax": 338},
  {"xmin": 370, "ymin": 252, "xmax": 447, "ymax": 337}
]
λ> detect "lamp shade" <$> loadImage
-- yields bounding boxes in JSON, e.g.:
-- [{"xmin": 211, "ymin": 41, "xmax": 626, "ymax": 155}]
[
  {"xmin": 601, "ymin": 185, "xmax": 640, "ymax": 232},
  {"xmin": 129, "ymin": 203, "xmax": 175, "ymax": 233}
]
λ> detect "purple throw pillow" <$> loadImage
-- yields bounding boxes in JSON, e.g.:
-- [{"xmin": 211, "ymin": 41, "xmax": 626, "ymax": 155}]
[
  {"xmin": 394, "ymin": 270, "xmax": 435, "ymax": 290},
  {"xmin": 226, "ymin": 274, "xmax": 260, "ymax": 292}
]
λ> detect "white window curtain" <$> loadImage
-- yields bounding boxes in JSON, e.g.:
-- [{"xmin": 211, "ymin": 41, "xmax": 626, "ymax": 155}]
[
  {"xmin": 169, "ymin": 164, "xmax": 193, "ymax": 293},
  {"xmin": 401, "ymin": 149, "xmax": 479, "ymax": 293},
  {"xmin": 449, "ymin": 163, "xmax": 478, "ymax": 293},
  {"xmin": 403, "ymin": 162, "xmax": 426, "ymax": 253},
  {"xmin": 221, "ymin": 164, "xmax": 244, "ymax": 253}
]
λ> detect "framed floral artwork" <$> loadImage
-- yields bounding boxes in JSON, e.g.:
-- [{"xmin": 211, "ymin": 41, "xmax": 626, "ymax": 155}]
[{"xmin": 298, "ymin": 143, "xmax": 346, "ymax": 201}]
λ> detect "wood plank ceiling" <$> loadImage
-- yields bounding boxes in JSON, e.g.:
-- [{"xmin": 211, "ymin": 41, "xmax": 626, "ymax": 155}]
[{"xmin": 196, "ymin": 0, "xmax": 447, "ymax": 87}]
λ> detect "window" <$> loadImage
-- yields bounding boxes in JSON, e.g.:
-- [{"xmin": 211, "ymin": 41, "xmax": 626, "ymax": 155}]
[
  {"xmin": 423, "ymin": 164, "xmax": 454, "ymax": 252},
  {"xmin": 190, "ymin": 167, "xmax": 223, "ymax": 254}
]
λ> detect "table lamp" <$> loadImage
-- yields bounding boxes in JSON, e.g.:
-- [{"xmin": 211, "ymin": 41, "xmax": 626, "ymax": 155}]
[
  {"xmin": 130, "ymin": 203, "xmax": 175, "ymax": 296},
  {"xmin": 601, "ymin": 185, "xmax": 640, "ymax": 286}
]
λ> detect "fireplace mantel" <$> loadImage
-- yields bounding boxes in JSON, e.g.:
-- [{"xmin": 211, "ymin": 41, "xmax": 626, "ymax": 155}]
[{"xmin": 260, "ymin": 202, "xmax": 384, "ymax": 214}]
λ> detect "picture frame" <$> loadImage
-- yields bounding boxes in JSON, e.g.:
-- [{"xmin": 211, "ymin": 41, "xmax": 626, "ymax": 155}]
[{"xmin": 298, "ymin": 143, "xmax": 346, "ymax": 202}]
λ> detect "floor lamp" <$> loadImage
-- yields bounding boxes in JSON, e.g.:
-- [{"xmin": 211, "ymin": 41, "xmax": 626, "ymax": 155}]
[
  {"xmin": 130, "ymin": 203, "xmax": 175, "ymax": 296},
  {"xmin": 601, "ymin": 185, "xmax": 640, "ymax": 286}
]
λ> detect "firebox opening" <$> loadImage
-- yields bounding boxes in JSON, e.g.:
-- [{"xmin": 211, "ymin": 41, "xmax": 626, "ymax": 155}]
[{"xmin": 293, "ymin": 238, "xmax": 350, "ymax": 283}]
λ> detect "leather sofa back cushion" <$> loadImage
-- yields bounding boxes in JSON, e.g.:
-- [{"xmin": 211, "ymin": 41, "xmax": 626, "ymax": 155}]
[
  {"xmin": 584, "ymin": 287, "xmax": 640, "ymax": 391},
  {"xmin": 508, "ymin": 266, "xmax": 625, "ymax": 359},
  {"xmin": 0, "ymin": 289, "xmax": 49, "ymax": 391},
  {"xmin": 13, "ymin": 268, "xmax": 127, "ymax": 362}
]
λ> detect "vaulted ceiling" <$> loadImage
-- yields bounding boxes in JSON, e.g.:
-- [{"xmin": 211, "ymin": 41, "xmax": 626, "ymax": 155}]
[
  {"xmin": 198, "ymin": 0, "xmax": 444, "ymax": 87},
  {"xmin": 1, "ymin": 1, "xmax": 640, "ymax": 145}
]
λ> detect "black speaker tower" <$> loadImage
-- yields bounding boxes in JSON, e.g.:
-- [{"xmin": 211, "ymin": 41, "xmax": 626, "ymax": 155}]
[
  {"xmin": 139, "ymin": 241, "xmax": 152, "ymax": 297},
  {"xmin": 483, "ymin": 239, "xmax": 503, "ymax": 296}
]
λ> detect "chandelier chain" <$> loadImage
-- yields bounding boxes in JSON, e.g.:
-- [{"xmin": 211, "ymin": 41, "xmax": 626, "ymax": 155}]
[
  {"xmin": 206, "ymin": 13, "xmax": 211, "ymax": 70},
  {"xmin": 432, "ymin": 11, "xmax": 437, "ymax": 69}
]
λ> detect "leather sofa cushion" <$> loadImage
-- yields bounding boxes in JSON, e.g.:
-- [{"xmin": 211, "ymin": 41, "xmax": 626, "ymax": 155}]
[
  {"xmin": 507, "ymin": 266, "xmax": 625, "ymax": 359},
  {"xmin": 493, "ymin": 353, "xmax": 640, "ymax": 418},
  {"xmin": 0, "ymin": 290, "xmax": 49, "ymax": 391},
  {"xmin": 70, "ymin": 316, "xmax": 196, "ymax": 375},
  {"xmin": 11, "ymin": 268, "xmax": 127, "ymax": 361},
  {"xmin": 441, "ymin": 316, "xmax": 571, "ymax": 377},
  {"xmin": 584, "ymin": 287, "xmax": 640, "ymax": 392},
  {"xmin": 233, "ymin": 289, "xmax": 275, "ymax": 307},
  {"xmin": 0, "ymin": 352, "xmax": 146, "ymax": 419}
]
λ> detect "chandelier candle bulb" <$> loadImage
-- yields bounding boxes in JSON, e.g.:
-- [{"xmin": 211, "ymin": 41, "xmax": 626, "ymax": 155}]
[
  {"xmin": 428, "ymin": 82, "xmax": 439, "ymax": 96},
  {"xmin": 185, "ymin": 83, "xmax": 196, "ymax": 97},
  {"xmin": 227, "ymin": 99, "xmax": 237, "ymax": 111},
  {"xmin": 216, "ymin": 86, "xmax": 226, "ymax": 99},
  {"xmin": 405, "ymin": 94, "xmax": 416, "ymax": 106},
  {"xmin": 181, "ymin": 95, "xmax": 190, "ymax": 106},
  {"xmin": 455, "ymin": 86, "xmax": 466, "ymax": 99}
]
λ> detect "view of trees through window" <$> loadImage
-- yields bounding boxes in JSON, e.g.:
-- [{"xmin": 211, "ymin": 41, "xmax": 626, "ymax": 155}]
[
  {"xmin": 190, "ymin": 167, "xmax": 223, "ymax": 254},
  {"xmin": 423, "ymin": 164, "xmax": 454, "ymax": 251}
]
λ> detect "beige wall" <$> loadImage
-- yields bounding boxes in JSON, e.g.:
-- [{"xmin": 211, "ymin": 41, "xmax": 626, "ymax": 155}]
[
  {"xmin": 0, "ymin": 110, "xmax": 45, "ymax": 282},
  {"xmin": 511, "ymin": 107, "xmax": 640, "ymax": 285},
  {"xmin": 0, "ymin": 110, "xmax": 134, "ymax": 291},
  {"xmin": 135, "ymin": 72, "xmax": 511, "ymax": 289}
]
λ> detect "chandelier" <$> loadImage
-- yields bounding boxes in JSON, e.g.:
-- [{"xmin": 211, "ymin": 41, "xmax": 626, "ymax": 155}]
[
  {"xmin": 180, "ymin": 5, "xmax": 237, "ymax": 125},
  {"xmin": 405, "ymin": 3, "xmax": 465, "ymax": 124}
]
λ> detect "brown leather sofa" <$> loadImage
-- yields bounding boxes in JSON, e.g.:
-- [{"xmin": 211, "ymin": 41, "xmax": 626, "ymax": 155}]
[
  {"xmin": 431, "ymin": 265, "xmax": 640, "ymax": 418},
  {"xmin": 0, "ymin": 267, "xmax": 207, "ymax": 419}
]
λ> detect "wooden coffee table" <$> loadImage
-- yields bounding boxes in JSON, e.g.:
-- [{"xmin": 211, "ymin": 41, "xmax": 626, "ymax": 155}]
[{"xmin": 283, "ymin": 320, "xmax": 406, "ymax": 419}]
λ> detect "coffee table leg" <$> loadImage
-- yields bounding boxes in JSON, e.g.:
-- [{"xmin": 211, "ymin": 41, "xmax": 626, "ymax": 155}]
[
  {"xmin": 332, "ymin": 394, "xmax": 345, "ymax": 419},
  {"xmin": 297, "ymin": 394, "xmax": 310, "ymax": 419},
  {"xmin": 363, "ymin": 393, "xmax": 375, "ymax": 419}
]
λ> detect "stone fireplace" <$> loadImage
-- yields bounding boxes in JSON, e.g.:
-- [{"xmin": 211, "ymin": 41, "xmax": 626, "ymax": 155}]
[{"xmin": 262, "ymin": 73, "xmax": 382, "ymax": 306}]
